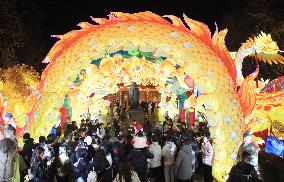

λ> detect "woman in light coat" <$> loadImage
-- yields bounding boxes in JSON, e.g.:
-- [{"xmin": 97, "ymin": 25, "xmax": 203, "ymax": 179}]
[
  {"xmin": 148, "ymin": 135, "xmax": 162, "ymax": 182},
  {"xmin": 201, "ymin": 135, "xmax": 214, "ymax": 182},
  {"xmin": 162, "ymin": 135, "xmax": 176, "ymax": 182}
]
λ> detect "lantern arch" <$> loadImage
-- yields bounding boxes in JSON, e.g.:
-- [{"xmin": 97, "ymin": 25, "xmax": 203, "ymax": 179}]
[{"xmin": 24, "ymin": 12, "xmax": 243, "ymax": 181}]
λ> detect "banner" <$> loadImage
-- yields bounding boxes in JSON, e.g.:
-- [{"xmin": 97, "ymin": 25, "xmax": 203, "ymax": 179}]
[{"xmin": 265, "ymin": 136, "xmax": 284, "ymax": 157}]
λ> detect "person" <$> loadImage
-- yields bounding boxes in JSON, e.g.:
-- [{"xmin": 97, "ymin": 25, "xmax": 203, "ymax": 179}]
[
  {"xmin": 101, "ymin": 135, "xmax": 111, "ymax": 153},
  {"xmin": 56, "ymin": 145, "xmax": 71, "ymax": 182},
  {"xmin": 97, "ymin": 111, "xmax": 103, "ymax": 125},
  {"xmin": 190, "ymin": 133, "xmax": 199, "ymax": 182},
  {"xmin": 80, "ymin": 119, "xmax": 87, "ymax": 129},
  {"xmin": 111, "ymin": 135, "xmax": 126, "ymax": 178},
  {"xmin": 151, "ymin": 102, "xmax": 155, "ymax": 115},
  {"xmin": 149, "ymin": 135, "xmax": 162, "ymax": 182},
  {"xmin": 113, "ymin": 104, "xmax": 118, "ymax": 116},
  {"xmin": 89, "ymin": 149, "xmax": 110, "ymax": 182},
  {"xmin": 29, "ymin": 144, "xmax": 56, "ymax": 182},
  {"xmin": 175, "ymin": 134, "xmax": 194, "ymax": 182},
  {"xmin": 70, "ymin": 145, "xmax": 88, "ymax": 182},
  {"xmin": 162, "ymin": 135, "xmax": 176, "ymax": 182},
  {"xmin": 120, "ymin": 108, "xmax": 127, "ymax": 121},
  {"xmin": 143, "ymin": 118, "xmax": 152, "ymax": 134},
  {"xmin": 201, "ymin": 133, "xmax": 214, "ymax": 182},
  {"xmin": 22, "ymin": 133, "xmax": 34, "ymax": 167},
  {"xmin": 127, "ymin": 131, "xmax": 154, "ymax": 182},
  {"xmin": 145, "ymin": 101, "xmax": 149, "ymax": 114},
  {"xmin": 164, "ymin": 111, "xmax": 173, "ymax": 132},
  {"xmin": 106, "ymin": 112, "xmax": 112, "ymax": 125},
  {"xmin": 113, "ymin": 160, "xmax": 140, "ymax": 182},
  {"xmin": 238, "ymin": 131, "xmax": 258, "ymax": 167},
  {"xmin": 34, "ymin": 136, "xmax": 46, "ymax": 148},
  {"xmin": 227, "ymin": 150, "xmax": 262, "ymax": 182},
  {"xmin": 0, "ymin": 124, "xmax": 18, "ymax": 181},
  {"xmin": 125, "ymin": 135, "xmax": 134, "ymax": 156},
  {"xmin": 148, "ymin": 103, "xmax": 152, "ymax": 115},
  {"xmin": 113, "ymin": 119, "xmax": 120, "ymax": 137}
]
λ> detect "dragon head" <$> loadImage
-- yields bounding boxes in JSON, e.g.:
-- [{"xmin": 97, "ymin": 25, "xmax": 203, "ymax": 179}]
[{"xmin": 254, "ymin": 32, "xmax": 279, "ymax": 54}]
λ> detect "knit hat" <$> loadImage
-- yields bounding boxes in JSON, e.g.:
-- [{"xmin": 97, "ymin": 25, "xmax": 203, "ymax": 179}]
[{"xmin": 84, "ymin": 136, "xmax": 92, "ymax": 145}]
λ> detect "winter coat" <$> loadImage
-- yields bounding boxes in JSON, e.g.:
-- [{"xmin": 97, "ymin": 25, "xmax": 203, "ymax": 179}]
[
  {"xmin": 100, "ymin": 139, "xmax": 111, "ymax": 152},
  {"xmin": 111, "ymin": 141, "xmax": 126, "ymax": 165},
  {"xmin": 0, "ymin": 138, "xmax": 17, "ymax": 181},
  {"xmin": 191, "ymin": 141, "xmax": 199, "ymax": 171},
  {"xmin": 148, "ymin": 142, "xmax": 162, "ymax": 168},
  {"xmin": 201, "ymin": 139, "xmax": 214, "ymax": 166},
  {"xmin": 113, "ymin": 170, "xmax": 141, "ymax": 182},
  {"xmin": 127, "ymin": 147, "xmax": 154, "ymax": 170},
  {"xmin": 31, "ymin": 159, "xmax": 55, "ymax": 182},
  {"xmin": 70, "ymin": 153, "xmax": 88, "ymax": 179},
  {"xmin": 238, "ymin": 142, "xmax": 258, "ymax": 167},
  {"xmin": 88, "ymin": 150, "xmax": 110, "ymax": 180},
  {"xmin": 227, "ymin": 161, "xmax": 261, "ymax": 182},
  {"xmin": 162, "ymin": 142, "xmax": 176, "ymax": 165},
  {"xmin": 175, "ymin": 144, "xmax": 193, "ymax": 180},
  {"xmin": 22, "ymin": 139, "xmax": 34, "ymax": 165},
  {"xmin": 143, "ymin": 120, "xmax": 152, "ymax": 134}
]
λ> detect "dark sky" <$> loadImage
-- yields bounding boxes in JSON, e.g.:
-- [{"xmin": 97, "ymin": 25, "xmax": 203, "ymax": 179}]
[
  {"xmin": 1, "ymin": 0, "xmax": 283, "ymax": 79},
  {"xmin": 38, "ymin": 0, "xmax": 230, "ymax": 46}
]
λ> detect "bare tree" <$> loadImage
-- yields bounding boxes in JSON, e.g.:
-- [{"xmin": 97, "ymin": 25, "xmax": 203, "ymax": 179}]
[
  {"xmin": 0, "ymin": 0, "xmax": 48, "ymax": 71},
  {"xmin": 219, "ymin": 0, "xmax": 284, "ymax": 80}
]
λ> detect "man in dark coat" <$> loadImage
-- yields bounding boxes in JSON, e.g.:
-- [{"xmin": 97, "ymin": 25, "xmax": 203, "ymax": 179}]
[
  {"xmin": 228, "ymin": 150, "xmax": 261, "ymax": 182},
  {"xmin": 29, "ymin": 145, "xmax": 56, "ymax": 182},
  {"xmin": 113, "ymin": 119, "xmax": 120, "ymax": 137},
  {"xmin": 143, "ymin": 118, "xmax": 152, "ymax": 134},
  {"xmin": 22, "ymin": 133, "xmax": 34, "ymax": 166},
  {"xmin": 88, "ymin": 149, "xmax": 110, "ymax": 182},
  {"xmin": 127, "ymin": 140, "xmax": 154, "ymax": 182},
  {"xmin": 69, "ymin": 147, "xmax": 88, "ymax": 181},
  {"xmin": 111, "ymin": 135, "xmax": 126, "ymax": 177}
]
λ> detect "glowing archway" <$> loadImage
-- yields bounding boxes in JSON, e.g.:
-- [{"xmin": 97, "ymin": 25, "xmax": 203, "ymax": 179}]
[{"xmin": 26, "ymin": 12, "xmax": 243, "ymax": 181}]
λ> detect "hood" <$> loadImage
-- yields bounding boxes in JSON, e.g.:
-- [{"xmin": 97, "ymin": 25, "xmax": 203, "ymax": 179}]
[{"xmin": 181, "ymin": 145, "xmax": 191, "ymax": 154}]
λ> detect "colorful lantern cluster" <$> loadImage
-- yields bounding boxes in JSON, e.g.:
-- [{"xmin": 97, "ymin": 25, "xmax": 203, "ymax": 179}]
[
  {"xmin": 27, "ymin": 12, "xmax": 243, "ymax": 181},
  {"xmin": 3, "ymin": 12, "xmax": 283, "ymax": 181}
]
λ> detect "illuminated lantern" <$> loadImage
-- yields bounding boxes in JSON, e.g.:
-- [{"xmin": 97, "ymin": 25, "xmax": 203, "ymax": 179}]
[
  {"xmin": 161, "ymin": 61, "xmax": 175, "ymax": 76},
  {"xmin": 184, "ymin": 75, "xmax": 194, "ymax": 88}
]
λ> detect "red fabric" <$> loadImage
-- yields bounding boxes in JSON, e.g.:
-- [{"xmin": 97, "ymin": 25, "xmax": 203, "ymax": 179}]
[
  {"xmin": 184, "ymin": 75, "xmax": 194, "ymax": 88},
  {"xmin": 60, "ymin": 106, "xmax": 67, "ymax": 132},
  {"xmin": 186, "ymin": 90, "xmax": 193, "ymax": 97},
  {"xmin": 134, "ymin": 123, "xmax": 143, "ymax": 131},
  {"xmin": 16, "ymin": 126, "xmax": 24, "ymax": 136},
  {"xmin": 253, "ymin": 129, "xmax": 268, "ymax": 144},
  {"xmin": 189, "ymin": 108, "xmax": 195, "ymax": 129},
  {"xmin": 181, "ymin": 108, "xmax": 186, "ymax": 123}
]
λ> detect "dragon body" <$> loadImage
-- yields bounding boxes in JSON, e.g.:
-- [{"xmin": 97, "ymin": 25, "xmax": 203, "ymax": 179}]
[
  {"xmin": 0, "ymin": 12, "xmax": 283, "ymax": 181},
  {"xmin": 26, "ymin": 12, "xmax": 242, "ymax": 181}
]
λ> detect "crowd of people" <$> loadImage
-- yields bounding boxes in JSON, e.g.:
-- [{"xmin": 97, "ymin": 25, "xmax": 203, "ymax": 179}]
[
  {"xmin": 0, "ymin": 99, "xmax": 263, "ymax": 182},
  {"xmin": 16, "ymin": 110, "xmax": 218, "ymax": 182}
]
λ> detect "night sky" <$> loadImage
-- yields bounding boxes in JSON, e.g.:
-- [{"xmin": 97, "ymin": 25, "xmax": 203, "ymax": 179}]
[
  {"xmin": 38, "ymin": 0, "xmax": 229, "ymax": 49},
  {"xmin": 1, "ymin": 0, "xmax": 283, "ymax": 79}
]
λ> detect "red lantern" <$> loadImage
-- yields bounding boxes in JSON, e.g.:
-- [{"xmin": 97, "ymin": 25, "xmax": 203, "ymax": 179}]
[{"xmin": 184, "ymin": 75, "xmax": 194, "ymax": 88}]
